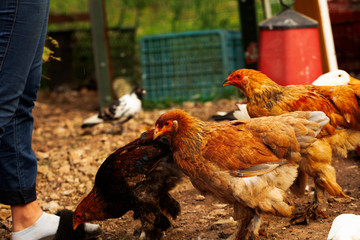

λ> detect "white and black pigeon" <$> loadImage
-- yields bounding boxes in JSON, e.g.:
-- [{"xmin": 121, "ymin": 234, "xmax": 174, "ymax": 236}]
[{"xmin": 81, "ymin": 86, "xmax": 146, "ymax": 128}]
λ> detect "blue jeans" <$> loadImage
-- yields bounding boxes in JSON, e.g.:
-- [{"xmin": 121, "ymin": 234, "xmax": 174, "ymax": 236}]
[{"xmin": 0, "ymin": 0, "xmax": 49, "ymax": 205}]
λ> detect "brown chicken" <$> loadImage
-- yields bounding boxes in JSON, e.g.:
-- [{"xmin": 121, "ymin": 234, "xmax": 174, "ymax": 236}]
[
  {"xmin": 153, "ymin": 109, "xmax": 328, "ymax": 239},
  {"xmin": 223, "ymin": 68, "xmax": 360, "ymax": 223},
  {"xmin": 73, "ymin": 130, "xmax": 182, "ymax": 240}
]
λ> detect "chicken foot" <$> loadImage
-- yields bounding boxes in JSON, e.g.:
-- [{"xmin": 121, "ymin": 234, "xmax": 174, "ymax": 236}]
[
  {"xmin": 290, "ymin": 184, "xmax": 328, "ymax": 225},
  {"xmin": 229, "ymin": 204, "xmax": 261, "ymax": 240},
  {"xmin": 133, "ymin": 200, "xmax": 171, "ymax": 240}
]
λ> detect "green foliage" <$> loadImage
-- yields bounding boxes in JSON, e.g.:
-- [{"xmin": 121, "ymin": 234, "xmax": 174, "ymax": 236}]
[
  {"xmin": 48, "ymin": 0, "xmax": 285, "ymax": 37},
  {"xmin": 42, "ymin": 36, "xmax": 61, "ymax": 63},
  {"xmin": 49, "ymin": 0, "xmax": 241, "ymax": 38},
  {"xmin": 135, "ymin": 0, "xmax": 240, "ymax": 37},
  {"xmin": 49, "ymin": 0, "xmax": 88, "ymax": 14}
]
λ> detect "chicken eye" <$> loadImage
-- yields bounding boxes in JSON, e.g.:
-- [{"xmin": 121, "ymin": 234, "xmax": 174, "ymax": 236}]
[
  {"xmin": 164, "ymin": 121, "xmax": 170, "ymax": 126},
  {"xmin": 236, "ymin": 74, "xmax": 241, "ymax": 79}
]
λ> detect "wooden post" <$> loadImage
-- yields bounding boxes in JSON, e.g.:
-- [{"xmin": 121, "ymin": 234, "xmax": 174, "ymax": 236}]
[
  {"xmin": 238, "ymin": 0, "xmax": 258, "ymax": 69},
  {"xmin": 88, "ymin": 0, "xmax": 113, "ymax": 108},
  {"xmin": 262, "ymin": 0, "xmax": 272, "ymax": 19}
]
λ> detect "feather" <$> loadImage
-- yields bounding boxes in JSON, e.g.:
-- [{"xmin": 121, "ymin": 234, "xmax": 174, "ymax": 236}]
[
  {"xmin": 234, "ymin": 160, "xmax": 287, "ymax": 177},
  {"xmin": 233, "ymin": 104, "xmax": 251, "ymax": 120}
]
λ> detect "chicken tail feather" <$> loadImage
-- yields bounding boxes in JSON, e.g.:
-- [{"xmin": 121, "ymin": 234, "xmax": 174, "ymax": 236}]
[
  {"xmin": 315, "ymin": 173, "xmax": 348, "ymax": 198},
  {"xmin": 324, "ymin": 130, "xmax": 360, "ymax": 158},
  {"xmin": 308, "ymin": 111, "xmax": 331, "ymax": 136}
]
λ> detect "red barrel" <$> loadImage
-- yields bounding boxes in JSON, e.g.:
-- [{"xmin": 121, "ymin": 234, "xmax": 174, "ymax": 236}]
[{"xmin": 258, "ymin": 8, "xmax": 323, "ymax": 85}]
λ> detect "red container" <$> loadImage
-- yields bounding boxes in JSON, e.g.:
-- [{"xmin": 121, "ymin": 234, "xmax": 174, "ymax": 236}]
[{"xmin": 258, "ymin": 9, "xmax": 323, "ymax": 85}]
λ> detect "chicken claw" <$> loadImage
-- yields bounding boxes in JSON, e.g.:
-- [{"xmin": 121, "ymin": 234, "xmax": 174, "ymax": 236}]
[{"xmin": 290, "ymin": 202, "xmax": 328, "ymax": 225}]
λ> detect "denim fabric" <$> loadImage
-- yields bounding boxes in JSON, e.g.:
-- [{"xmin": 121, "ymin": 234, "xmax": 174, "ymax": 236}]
[{"xmin": 0, "ymin": 0, "xmax": 50, "ymax": 205}]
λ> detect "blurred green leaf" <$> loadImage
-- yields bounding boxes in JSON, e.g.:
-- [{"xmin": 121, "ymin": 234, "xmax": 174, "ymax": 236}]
[{"xmin": 42, "ymin": 36, "xmax": 61, "ymax": 63}]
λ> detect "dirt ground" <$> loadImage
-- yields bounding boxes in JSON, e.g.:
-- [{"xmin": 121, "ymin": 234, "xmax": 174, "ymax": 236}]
[{"xmin": 0, "ymin": 89, "xmax": 359, "ymax": 240}]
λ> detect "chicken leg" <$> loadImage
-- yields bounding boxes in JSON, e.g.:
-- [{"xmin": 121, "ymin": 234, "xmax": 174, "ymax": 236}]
[
  {"xmin": 290, "ymin": 140, "xmax": 347, "ymax": 224},
  {"xmin": 229, "ymin": 203, "xmax": 261, "ymax": 240},
  {"xmin": 134, "ymin": 201, "xmax": 170, "ymax": 240}
]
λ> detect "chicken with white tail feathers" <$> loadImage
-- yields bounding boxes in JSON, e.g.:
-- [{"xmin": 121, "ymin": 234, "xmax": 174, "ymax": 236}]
[{"xmin": 81, "ymin": 86, "xmax": 146, "ymax": 128}]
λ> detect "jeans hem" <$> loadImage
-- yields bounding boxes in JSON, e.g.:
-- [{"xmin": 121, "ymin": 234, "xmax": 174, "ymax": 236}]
[{"xmin": 0, "ymin": 185, "xmax": 36, "ymax": 205}]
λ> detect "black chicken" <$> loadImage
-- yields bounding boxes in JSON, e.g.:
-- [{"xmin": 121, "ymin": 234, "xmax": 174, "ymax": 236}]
[{"xmin": 73, "ymin": 130, "xmax": 182, "ymax": 239}]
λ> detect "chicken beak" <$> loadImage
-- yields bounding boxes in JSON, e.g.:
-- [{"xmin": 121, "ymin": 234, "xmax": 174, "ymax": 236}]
[
  {"xmin": 153, "ymin": 126, "xmax": 162, "ymax": 140},
  {"xmin": 73, "ymin": 221, "xmax": 80, "ymax": 230},
  {"xmin": 223, "ymin": 79, "xmax": 230, "ymax": 87}
]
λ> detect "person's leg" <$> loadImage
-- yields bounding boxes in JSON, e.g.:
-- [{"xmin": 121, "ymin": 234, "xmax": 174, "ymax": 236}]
[
  {"xmin": 0, "ymin": 0, "xmax": 50, "ymax": 236},
  {"xmin": 8, "ymin": 0, "xmax": 51, "ymax": 232},
  {"xmin": 0, "ymin": 0, "xmax": 49, "ymax": 205},
  {"xmin": 0, "ymin": 1, "xmax": 101, "ymax": 239},
  {"xmin": 11, "ymin": 201, "xmax": 43, "ymax": 232}
]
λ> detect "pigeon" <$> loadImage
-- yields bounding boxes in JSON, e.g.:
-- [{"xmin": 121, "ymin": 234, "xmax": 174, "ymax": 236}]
[{"xmin": 81, "ymin": 86, "xmax": 146, "ymax": 128}]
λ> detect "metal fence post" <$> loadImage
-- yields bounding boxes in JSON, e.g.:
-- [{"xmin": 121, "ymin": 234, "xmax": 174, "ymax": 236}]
[
  {"xmin": 238, "ymin": 0, "xmax": 258, "ymax": 69},
  {"xmin": 88, "ymin": 0, "xmax": 113, "ymax": 108}
]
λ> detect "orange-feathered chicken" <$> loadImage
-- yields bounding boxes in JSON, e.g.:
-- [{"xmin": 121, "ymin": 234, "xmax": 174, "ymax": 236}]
[
  {"xmin": 153, "ymin": 109, "xmax": 328, "ymax": 239},
  {"xmin": 73, "ymin": 130, "xmax": 182, "ymax": 240},
  {"xmin": 223, "ymin": 68, "xmax": 360, "ymax": 223}
]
